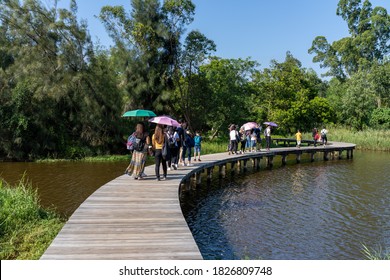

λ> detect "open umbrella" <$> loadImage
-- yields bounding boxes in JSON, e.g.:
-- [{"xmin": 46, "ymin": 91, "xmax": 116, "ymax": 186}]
[
  {"xmin": 242, "ymin": 122, "xmax": 258, "ymax": 131},
  {"xmin": 122, "ymin": 109, "xmax": 157, "ymax": 117},
  {"xmin": 148, "ymin": 116, "xmax": 181, "ymax": 127},
  {"xmin": 264, "ymin": 121, "xmax": 278, "ymax": 127}
]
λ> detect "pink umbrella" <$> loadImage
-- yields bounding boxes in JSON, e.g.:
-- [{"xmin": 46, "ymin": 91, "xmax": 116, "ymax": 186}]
[
  {"xmin": 242, "ymin": 122, "xmax": 258, "ymax": 131},
  {"xmin": 148, "ymin": 116, "xmax": 181, "ymax": 127}
]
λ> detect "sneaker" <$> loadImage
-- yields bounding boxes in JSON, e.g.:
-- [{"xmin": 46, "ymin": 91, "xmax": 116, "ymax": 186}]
[
  {"xmin": 168, "ymin": 167, "xmax": 171, "ymax": 171},
  {"xmin": 173, "ymin": 165, "xmax": 177, "ymax": 170},
  {"xmin": 181, "ymin": 162, "xmax": 186, "ymax": 167},
  {"xmin": 161, "ymin": 176, "xmax": 166, "ymax": 181},
  {"xmin": 198, "ymin": 158, "xmax": 201, "ymax": 161},
  {"xmin": 142, "ymin": 172, "xmax": 148, "ymax": 177},
  {"xmin": 194, "ymin": 158, "xmax": 197, "ymax": 161}
]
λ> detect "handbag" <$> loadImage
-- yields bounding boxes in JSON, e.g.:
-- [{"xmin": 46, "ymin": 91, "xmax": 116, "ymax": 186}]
[{"xmin": 162, "ymin": 134, "xmax": 169, "ymax": 159}]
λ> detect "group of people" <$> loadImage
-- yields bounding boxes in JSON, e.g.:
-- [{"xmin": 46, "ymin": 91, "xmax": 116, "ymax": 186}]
[
  {"xmin": 125, "ymin": 120, "xmax": 329, "ymax": 180},
  {"xmin": 295, "ymin": 126, "xmax": 328, "ymax": 148},
  {"xmin": 125, "ymin": 121, "xmax": 203, "ymax": 181},
  {"xmin": 228, "ymin": 124, "xmax": 273, "ymax": 155}
]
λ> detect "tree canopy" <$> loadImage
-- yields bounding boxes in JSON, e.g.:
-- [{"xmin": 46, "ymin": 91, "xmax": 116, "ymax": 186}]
[{"xmin": 0, "ymin": 0, "xmax": 389, "ymax": 160}]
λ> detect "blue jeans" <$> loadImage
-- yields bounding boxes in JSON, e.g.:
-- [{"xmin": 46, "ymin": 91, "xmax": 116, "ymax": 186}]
[{"xmin": 182, "ymin": 145, "xmax": 192, "ymax": 162}]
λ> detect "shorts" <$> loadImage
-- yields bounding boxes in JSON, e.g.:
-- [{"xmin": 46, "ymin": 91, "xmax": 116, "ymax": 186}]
[{"xmin": 194, "ymin": 146, "xmax": 201, "ymax": 153}]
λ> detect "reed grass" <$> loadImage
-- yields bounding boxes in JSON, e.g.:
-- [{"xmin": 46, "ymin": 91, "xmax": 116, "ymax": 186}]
[
  {"xmin": 361, "ymin": 244, "xmax": 390, "ymax": 260},
  {"xmin": 0, "ymin": 175, "xmax": 65, "ymax": 259},
  {"xmin": 294, "ymin": 126, "xmax": 390, "ymax": 151}
]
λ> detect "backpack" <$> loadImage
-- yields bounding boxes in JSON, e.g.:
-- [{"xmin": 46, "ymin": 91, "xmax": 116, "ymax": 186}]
[
  {"xmin": 126, "ymin": 133, "xmax": 136, "ymax": 151},
  {"xmin": 167, "ymin": 134, "xmax": 176, "ymax": 149},
  {"xmin": 133, "ymin": 136, "xmax": 145, "ymax": 152},
  {"xmin": 186, "ymin": 134, "xmax": 195, "ymax": 148}
]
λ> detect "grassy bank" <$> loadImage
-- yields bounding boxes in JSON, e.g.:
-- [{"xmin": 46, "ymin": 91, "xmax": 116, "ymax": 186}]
[
  {"xmin": 290, "ymin": 126, "xmax": 390, "ymax": 151},
  {"xmin": 0, "ymin": 176, "xmax": 65, "ymax": 260}
]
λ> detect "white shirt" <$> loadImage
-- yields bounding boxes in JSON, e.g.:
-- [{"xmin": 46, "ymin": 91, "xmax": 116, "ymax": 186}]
[
  {"xmin": 229, "ymin": 130, "xmax": 238, "ymax": 141},
  {"xmin": 265, "ymin": 127, "xmax": 271, "ymax": 137}
]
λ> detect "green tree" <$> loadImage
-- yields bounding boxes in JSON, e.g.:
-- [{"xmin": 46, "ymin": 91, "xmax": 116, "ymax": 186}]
[
  {"xmin": 309, "ymin": 0, "xmax": 390, "ymax": 79},
  {"xmin": 0, "ymin": 0, "xmax": 126, "ymax": 159},
  {"xmin": 172, "ymin": 30, "xmax": 216, "ymax": 130},
  {"xmin": 200, "ymin": 57, "xmax": 258, "ymax": 137},
  {"xmin": 341, "ymin": 68, "xmax": 377, "ymax": 130},
  {"xmin": 250, "ymin": 53, "xmax": 331, "ymax": 133}
]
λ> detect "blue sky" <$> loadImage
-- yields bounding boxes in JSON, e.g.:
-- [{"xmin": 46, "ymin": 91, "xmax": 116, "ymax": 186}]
[{"xmin": 56, "ymin": 0, "xmax": 390, "ymax": 76}]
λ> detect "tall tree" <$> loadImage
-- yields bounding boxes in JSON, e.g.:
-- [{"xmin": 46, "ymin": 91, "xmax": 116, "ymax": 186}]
[
  {"xmin": 250, "ymin": 53, "xmax": 333, "ymax": 133},
  {"xmin": 309, "ymin": 0, "xmax": 390, "ymax": 79},
  {"xmin": 99, "ymin": 0, "xmax": 196, "ymax": 113},
  {"xmin": 200, "ymin": 57, "xmax": 258, "ymax": 137}
]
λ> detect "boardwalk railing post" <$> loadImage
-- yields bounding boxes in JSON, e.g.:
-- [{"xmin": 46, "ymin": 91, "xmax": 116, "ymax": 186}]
[
  {"xmin": 207, "ymin": 167, "xmax": 214, "ymax": 181},
  {"xmin": 282, "ymin": 154, "xmax": 287, "ymax": 165},
  {"xmin": 195, "ymin": 171, "xmax": 202, "ymax": 185},
  {"xmin": 324, "ymin": 151, "xmax": 329, "ymax": 161},
  {"xmin": 219, "ymin": 164, "xmax": 226, "ymax": 178},
  {"xmin": 266, "ymin": 156, "xmax": 274, "ymax": 168},
  {"xmin": 296, "ymin": 151, "xmax": 302, "ymax": 163},
  {"xmin": 256, "ymin": 156, "xmax": 261, "ymax": 170},
  {"xmin": 310, "ymin": 152, "xmax": 316, "ymax": 162}
]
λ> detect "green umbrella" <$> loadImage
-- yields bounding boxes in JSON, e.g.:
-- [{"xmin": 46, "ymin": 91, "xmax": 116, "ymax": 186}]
[{"xmin": 122, "ymin": 109, "xmax": 157, "ymax": 117}]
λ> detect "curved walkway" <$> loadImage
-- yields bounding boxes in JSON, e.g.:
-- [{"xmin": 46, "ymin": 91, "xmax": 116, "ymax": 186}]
[{"xmin": 41, "ymin": 141, "xmax": 356, "ymax": 260}]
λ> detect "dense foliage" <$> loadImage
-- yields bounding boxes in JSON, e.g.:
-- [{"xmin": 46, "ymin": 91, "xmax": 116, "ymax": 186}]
[{"xmin": 0, "ymin": 0, "xmax": 389, "ymax": 160}]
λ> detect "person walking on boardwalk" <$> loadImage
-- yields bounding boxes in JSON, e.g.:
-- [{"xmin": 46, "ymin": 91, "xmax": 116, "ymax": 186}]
[
  {"xmin": 250, "ymin": 129, "xmax": 257, "ymax": 152},
  {"xmin": 194, "ymin": 131, "xmax": 202, "ymax": 161},
  {"xmin": 183, "ymin": 130, "xmax": 195, "ymax": 166},
  {"xmin": 228, "ymin": 125, "xmax": 238, "ymax": 155},
  {"xmin": 152, "ymin": 124, "xmax": 167, "ymax": 181},
  {"xmin": 125, "ymin": 122, "xmax": 151, "ymax": 180},
  {"xmin": 312, "ymin": 127, "xmax": 320, "ymax": 147},
  {"xmin": 264, "ymin": 125, "xmax": 272, "ymax": 151},
  {"xmin": 239, "ymin": 127, "xmax": 246, "ymax": 154},
  {"xmin": 321, "ymin": 126, "xmax": 328, "ymax": 145},
  {"xmin": 295, "ymin": 129, "xmax": 302, "ymax": 148},
  {"xmin": 167, "ymin": 126, "xmax": 178, "ymax": 171}
]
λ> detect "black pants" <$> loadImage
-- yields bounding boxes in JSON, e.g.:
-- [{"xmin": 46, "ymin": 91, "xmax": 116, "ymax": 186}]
[
  {"xmin": 154, "ymin": 149, "xmax": 167, "ymax": 179},
  {"xmin": 168, "ymin": 147, "xmax": 178, "ymax": 167},
  {"xmin": 230, "ymin": 140, "xmax": 238, "ymax": 153},
  {"xmin": 266, "ymin": 136, "xmax": 271, "ymax": 149}
]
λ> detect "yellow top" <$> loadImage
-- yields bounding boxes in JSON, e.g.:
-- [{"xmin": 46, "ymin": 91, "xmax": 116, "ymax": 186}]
[
  {"xmin": 295, "ymin": 132, "xmax": 302, "ymax": 141},
  {"xmin": 152, "ymin": 134, "xmax": 164, "ymax": 149}
]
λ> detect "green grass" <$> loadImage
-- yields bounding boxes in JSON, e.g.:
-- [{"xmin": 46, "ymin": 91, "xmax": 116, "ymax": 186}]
[
  {"xmin": 291, "ymin": 126, "xmax": 390, "ymax": 151},
  {"xmin": 0, "ymin": 175, "xmax": 65, "ymax": 260},
  {"xmin": 361, "ymin": 244, "xmax": 390, "ymax": 260}
]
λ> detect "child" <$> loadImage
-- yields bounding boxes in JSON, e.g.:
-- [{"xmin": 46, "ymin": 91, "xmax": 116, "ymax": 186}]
[
  {"xmin": 295, "ymin": 129, "xmax": 302, "ymax": 148},
  {"xmin": 194, "ymin": 131, "xmax": 202, "ymax": 161}
]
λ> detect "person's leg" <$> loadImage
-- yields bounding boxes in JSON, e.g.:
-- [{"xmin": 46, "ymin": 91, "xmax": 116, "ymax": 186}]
[
  {"xmin": 161, "ymin": 157, "xmax": 167, "ymax": 179},
  {"xmin": 155, "ymin": 149, "xmax": 161, "ymax": 179},
  {"xmin": 182, "ymin": 146, "xmax": 187, "ymax": 165},
  {"xmin": 187, "ymin": 147, "xmax": 192, "ymax": 165}
]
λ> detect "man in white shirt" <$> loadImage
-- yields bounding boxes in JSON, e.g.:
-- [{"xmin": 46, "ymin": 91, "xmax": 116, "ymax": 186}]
[{"xmin": 320, "ymin": 127, "xmax": 328, "ymax": 145}]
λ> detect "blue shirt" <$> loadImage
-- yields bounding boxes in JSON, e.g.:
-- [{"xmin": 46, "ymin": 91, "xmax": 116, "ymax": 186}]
[{"xmin": 194, "ymin": 135, "xmax": 202, "ymax": 146}]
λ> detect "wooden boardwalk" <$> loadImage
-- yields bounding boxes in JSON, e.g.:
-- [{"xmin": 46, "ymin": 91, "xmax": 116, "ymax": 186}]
[{"xmin": 41, "ymin": 141, "xmax": 355, "ymax": 260}]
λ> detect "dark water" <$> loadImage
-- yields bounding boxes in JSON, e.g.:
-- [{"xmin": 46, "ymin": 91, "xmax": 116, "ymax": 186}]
[
  {"xmin": 180, "ymin": 151, "xmax": 390, "ymax": 260},
  {"xmin": 0, "ymin": 151, "xmax": 389, "ymax": 259},
  {"xmin": 0, "ymin": 160, "xmax": 130, "ymax": 217}
]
